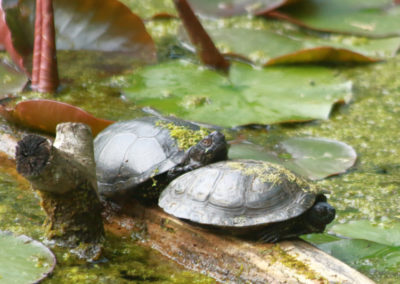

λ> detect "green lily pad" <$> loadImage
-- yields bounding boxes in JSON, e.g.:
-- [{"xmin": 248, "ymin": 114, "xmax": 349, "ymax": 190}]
[
  {"xmin": 280, "ymin": 137, "xmax": 357, "ymax": 179},
  {"xmin": 229, "ymin": 137, "xmax": 356, "ymax": 180},
  {"xmin": 0, "ymin": 231, "xmax": 56, "ymax": 284},
  {"xmin": 187, "ymin": 0, "xmax": 297, "ymax": 17},
  {"xmin": 0, "ymin": 60, "xmax": 28, "ymax": 96},
  {"xmin": 319, "ymin": 239, "xmax": 400, "ymax": 273},
  {"xmin": 331, "ymin": 220, "xmax": 400, "ymax": 247},
  {"xmin": 123, "ymin": 60, "xmax": 352, "ymax": 127},
  {"xmin": 181, "ymin": 26, "xmax": 400, "ymax": 65},
  {"xmin": 118, "ymin": 0, "xmax": 177, "ymax": 19},
  {"xmin": 277, "ymin": 0, "xmax": 400, "ymax": 37}
]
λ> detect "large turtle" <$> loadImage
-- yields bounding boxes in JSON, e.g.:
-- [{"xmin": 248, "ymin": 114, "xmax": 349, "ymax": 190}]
[
  {"xmin": 94, "ymin": 116, "xmax": 228, "ymax": 201},
  {"xmin": 159, "ymin": 159, "xmax": 335, "ymax": 242}
]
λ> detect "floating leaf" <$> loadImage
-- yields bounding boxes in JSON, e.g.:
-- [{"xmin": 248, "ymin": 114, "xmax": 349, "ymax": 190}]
[
  {"xmin": 187, "ymin": 0, "xmax": 298, "ymax": 17},
  {"xmin": 280, "ymin": 137, "xmax": 357, "ymax": 179},
  {"xmin": 123, "ymin": 60, "xmax": 352, "ymax": 127},
  {"xmin": 0, "ymin": 60, "xmax": 28, "ymax": 96},
  {"xmin": 319, "ymin": 239, "xmax": 400, "ymax": 273},
  {"xmin": 0, "ymin": 0, "xmax": 156, "ymax": 74},
  {"xmin": 229, "ymin": 137, "xmax": 356, "ymax": 180},
  {"xmin": 0, "ymin": 99, "xmax": 114, "ymax": 136},
  {"xmin": 118, "ymin": 0, "xmax": 177, "ymax": 19},
  {"xmin": 272, "ymin": 0, "xmax": 400, "ymax": 37},
  {"xmin": 331, "ymin": 220, "xmax": 400, "ymax": 247},
  {"xmin": 0, "ymin": 231, "xmax": 56, "ymax": 283},
  {"xmin": 180, "ymin": 26, "xmax": 400, "ymax": 65}
]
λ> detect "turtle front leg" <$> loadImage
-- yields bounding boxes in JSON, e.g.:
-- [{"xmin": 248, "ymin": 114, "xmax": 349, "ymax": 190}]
[{"xmin": 167, "ymin": 162, "xmax": 201, "ymax": 179}]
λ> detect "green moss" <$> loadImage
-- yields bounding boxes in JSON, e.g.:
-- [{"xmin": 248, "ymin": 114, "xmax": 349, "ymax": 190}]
[
  {"xmin": 156, "ymin": 121, "xmax": 211, "ymax": 150},
  {"xmin": 227, "ymin": 160, "xmax": 316, "ymax": 192},
  {"xmin": 270, "ymin": 244, "xmax": 327, "ymax": 282}
]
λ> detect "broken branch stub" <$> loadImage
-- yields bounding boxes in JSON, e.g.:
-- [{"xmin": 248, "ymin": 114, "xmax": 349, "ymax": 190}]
[{"xmin": 16, "ymin": 122, "xmax": 104, "ymax": 260}]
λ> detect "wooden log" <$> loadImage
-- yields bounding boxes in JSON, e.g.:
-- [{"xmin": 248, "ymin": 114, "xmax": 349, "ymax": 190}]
[
  {"xmin": 1, "ymin": 127, "xmax": 375, "ymax": 282},
  {"xmin": 15, "ymin": 123, "xmax": 104, "ymax": 260},
  {"xmin": 105, "ymin": 201, "xmax": 375, "ymax": 284}
]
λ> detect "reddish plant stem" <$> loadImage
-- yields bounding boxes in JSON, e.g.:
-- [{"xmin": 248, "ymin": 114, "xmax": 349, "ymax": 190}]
[
  {"xmin": 31, "ymin": 0, "xmax": 42, "ymax": 87},
  {"xmin": 173, "ymin": 0, "xmax": 230, "ymax": 72},
  {"xmin": 32, "ymin": 0, "xmax": 59, "ymax": 93}
]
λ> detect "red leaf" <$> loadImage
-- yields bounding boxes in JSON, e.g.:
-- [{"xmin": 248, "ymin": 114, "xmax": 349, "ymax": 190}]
[
  {"xmin": 1, "ymin": 0, "xmax": 156, "ymax": 74},
  {"xmin": 1, "ymin": 99, "xmax": 114, "ymax": 136},
  {"xmin": 173, "ymin": 0, "xmax": 230, "ymax": 72},
  {"xmin": 0, "ymin": 0, "xmax": 30, "ymax": 75}
]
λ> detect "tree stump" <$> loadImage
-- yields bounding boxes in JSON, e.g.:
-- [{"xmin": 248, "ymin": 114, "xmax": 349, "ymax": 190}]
[{"xmin": 15, "ymin": 123, "xmax": 104, "ymax": 260}]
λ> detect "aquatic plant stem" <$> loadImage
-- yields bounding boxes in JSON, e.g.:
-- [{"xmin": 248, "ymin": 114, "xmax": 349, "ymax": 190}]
[
  {"xmin": 31, "ymin": 0, "xmax": 59, "ymax": 93},
  {"xmin": 173, "ymin": 0, "xmax": 230, "ymax": 72}
]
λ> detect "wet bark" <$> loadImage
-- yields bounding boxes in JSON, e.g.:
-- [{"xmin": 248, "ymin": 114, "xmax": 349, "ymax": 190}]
[
  {"xmin": 105, "ymin": 201, "xmax": 376, "ymax": 284},
  {"xmin": 15, "ymin": 123, "xmax": 104, "ymax": 260}
]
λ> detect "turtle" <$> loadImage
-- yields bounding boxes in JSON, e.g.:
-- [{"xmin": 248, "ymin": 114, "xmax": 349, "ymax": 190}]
[
  {"xmin": 94, "ymin": 116, "xmax": 228, "ymax": 202},
  {"xmin": 158, "ymin": 159, "xmax": 336, "ymax": 242}
]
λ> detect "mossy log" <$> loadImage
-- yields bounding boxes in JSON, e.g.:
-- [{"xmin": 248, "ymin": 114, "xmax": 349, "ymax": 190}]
[
  {"xmin": 1, "ymin": 128, "xmax": 374, "ymax": 282},
  {"xmin": 105, "ymin": 201, "xmax": 375, "ymax": 284},
  {"xmin": 15, "ymin": 123, "xmax": 104, "ymax": 260}
]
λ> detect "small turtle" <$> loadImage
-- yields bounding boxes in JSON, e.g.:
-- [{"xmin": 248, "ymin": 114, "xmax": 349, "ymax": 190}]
[
  {"xmin": 159, "ymin": 159, "xmax": 335, "ymax": 242},
  {"xmin": 94, "ymin": 116, "xmax": 228, "ymax": 201}
]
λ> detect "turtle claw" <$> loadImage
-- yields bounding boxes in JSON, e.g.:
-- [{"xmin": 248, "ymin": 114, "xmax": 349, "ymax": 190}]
[{"xmin": 259, "ymin": 232, "xmax": 280, "ymax": 243}]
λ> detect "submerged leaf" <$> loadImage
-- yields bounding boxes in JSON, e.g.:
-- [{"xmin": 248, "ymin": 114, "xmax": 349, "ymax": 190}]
[
  {"xmin": 0, "ymin": 0, "xmax": 156, "ymax": 74},
  {"xmin": 187, "ymin": 0, "xmax": 298, "ymax": 17},
  {"xmin": 331, "ymin": 220, "xmax": 400, "ymax": 247},
  {"xmin": 123, "ymin": 60, "xmax": 352, "ymax": 127},
  {"xmin": 319, "ymin": 238, "xmax": 400, "ymax": 273},
  {"xmin": 0, "ymin": 231, "xmax": 56, "ymax": 283},
  {"xmin": 1, "ymin": 99, "xmax": 114, "ymax": 136},
  {"xmin": 228, "ymin": 137, "xmax": 356, "ymax": 180},
  {"xmin": 272, "ymin": 0, "xmax": 400, "ymax": 37},
  {"xmin": 0, "ymin": 60, "xmax": 28, "ymax": 95}
]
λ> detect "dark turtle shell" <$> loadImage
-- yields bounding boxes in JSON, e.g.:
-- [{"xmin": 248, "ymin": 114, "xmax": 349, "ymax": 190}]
[
  {"xmin": 159, "ymin": 159, "xmax": 335, "ymax": 242},
  {"xmin": 94, "ymin": 116, "xmax": 227, "ymax": 200}
]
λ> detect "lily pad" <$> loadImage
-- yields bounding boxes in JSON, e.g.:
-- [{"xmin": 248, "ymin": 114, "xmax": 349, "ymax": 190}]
[
  {"xmin": 180, "ymin": 26, "xmax": 400, "ymax": 65},
  {"xmin": 118, "ymin": 0, "xmax": 177, "ymax": 19},
  {"xmin": 0, "ymin": 0, "xmax": 156, "ymax": 73},
  {"xmin": 123, "ymin": 60, "xmax": 352, "ymax": 127},
  {"xmin": 319, "ymin": 238, "xmax": 400, "ymax": 273},
  {"xmin": 274, "ymin": 0, "xmax": 400, "ymax": 37},
  {"xmin": 0, "ymin": 231, "xmax": 56, "ymax": 284},
  {"xmin": 280, "ymin": 137, "xmax": 357, "ymax": 179},
  {"xmin": 331, "ymin": 220, "xmax": 400, "ymax": 247},
  {"xmin": 0, "ymin": 60, "xmax": 28, "ymax": 96},
  {"xmin": 229, "ymin": 137, "xmax": 356, "ymax": 180},
  {"xmin": 187, "ymin": 0, "xmax": 298, "ymax": 17}
]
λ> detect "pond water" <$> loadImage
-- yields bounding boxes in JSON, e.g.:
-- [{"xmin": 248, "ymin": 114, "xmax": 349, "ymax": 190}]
[{"xmin": 1, "ymin": 1, "xmax": 400, "ymax": 282}]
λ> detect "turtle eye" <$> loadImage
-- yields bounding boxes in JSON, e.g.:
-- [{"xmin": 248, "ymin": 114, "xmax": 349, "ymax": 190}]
[{"xmin": 201, "ymin": 137, "xmax": 212, "ymax": 147}]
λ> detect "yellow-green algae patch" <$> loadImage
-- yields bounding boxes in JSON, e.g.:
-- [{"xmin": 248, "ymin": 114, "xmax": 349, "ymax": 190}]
[
  {"xmin": 227, "ymin": 160, "xmax": 318, "ymax": 193},
  {"xmin": 0, "ymin": 164, "xmax": 216, "ymax": 283},
  {"xmin": 270, "ymin": 244, "xmax": 327, "ymax": 283},
  {"xmin": 156, "ymin": 121, "xmax": 211, "ymax": 150}
]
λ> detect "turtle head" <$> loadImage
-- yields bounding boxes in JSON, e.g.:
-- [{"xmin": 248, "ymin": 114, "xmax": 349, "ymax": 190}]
[
  {"xmin": 306, "ymin": 201, "xmax": 336, "ymax": 231},
  {"xmin": 188, "ymin": 131, "xmax": 228, "ymax": 166}
]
